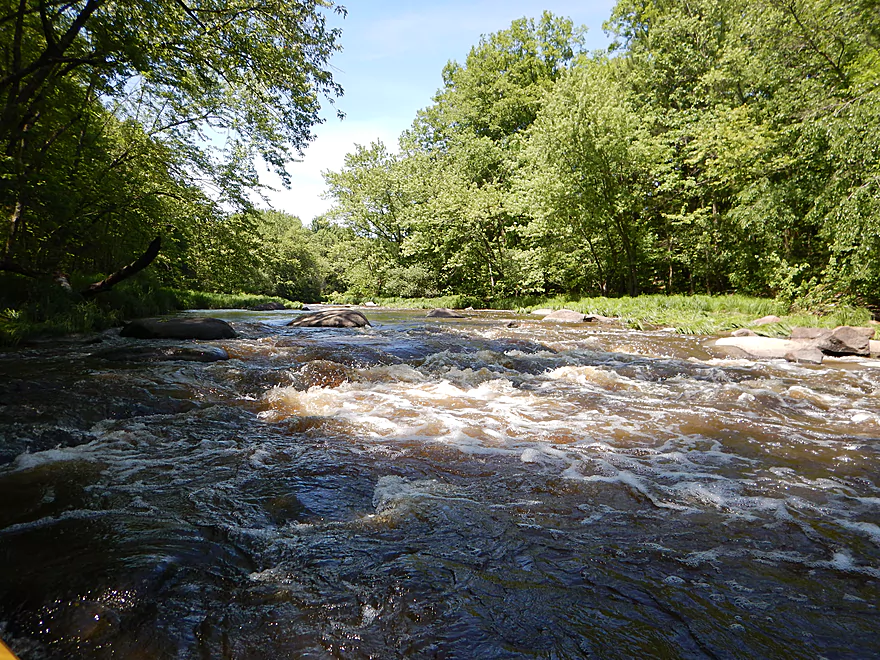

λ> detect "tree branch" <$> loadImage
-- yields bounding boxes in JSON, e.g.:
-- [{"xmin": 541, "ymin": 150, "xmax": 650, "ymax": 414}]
[{"xmin": 80, "ymin": 236, "xmax": 162, "ymax": 298}]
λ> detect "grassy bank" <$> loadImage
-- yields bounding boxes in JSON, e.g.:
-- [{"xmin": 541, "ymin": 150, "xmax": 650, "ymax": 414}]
[
  {"xmin": 346, "ymin": 292, "xmax": 873, "ymax": 338},
  {"xmin": 507, "ymin": 293, "xmax": 872, "ymax": 337},
  {"xmin": 0, "ymin": 273, "xmax": 297, "ymax": 345}
]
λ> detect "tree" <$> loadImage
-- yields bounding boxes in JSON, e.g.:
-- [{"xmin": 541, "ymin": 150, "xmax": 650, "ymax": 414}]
[
  {"xmin": 0, "ymin": 0, "xmax": 345, "ymax": 284},
  {"xmin": 519, "ymin": 58, "xmax": 652, "ymax": 296}
]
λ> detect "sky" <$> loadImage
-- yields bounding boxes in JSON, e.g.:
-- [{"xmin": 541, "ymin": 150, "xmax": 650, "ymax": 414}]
[{"xmin": 258, "ymin": 0, "xmax": 618, "ymax": 223}]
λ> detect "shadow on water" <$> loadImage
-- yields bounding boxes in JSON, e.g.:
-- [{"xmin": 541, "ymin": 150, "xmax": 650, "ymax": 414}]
[{"xmin": 0, "ymin": 309, "xmax": 878, "ymax": 658}]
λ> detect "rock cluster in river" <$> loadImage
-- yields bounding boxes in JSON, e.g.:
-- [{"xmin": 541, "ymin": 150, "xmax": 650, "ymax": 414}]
[
  {"xmin": 286, "ymin": 309, "xmax": 370, "ymax": 328},
  {"xmin": 711, "ymin": 325, "xmax": 877, "ymax": 364}
]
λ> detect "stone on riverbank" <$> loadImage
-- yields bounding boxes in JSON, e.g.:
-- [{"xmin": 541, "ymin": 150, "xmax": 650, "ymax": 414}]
[
  {"xmin": 711, "ymin": 336, "xmax": 800, "ymax": 359},
  {"xmin": 121, "ymin": 317, "xmax": 236, "ymax": 340},
  {"xmin": 790, "ymin": 326, "xmax": 873, "ymax": 356},
  {"xmin": 287, "ymin": 309, "xmax": 370, "ymax": 328},
  {"xmin": 752, "ymin": 315, "xmax": 783, "ymax": 325},
  {"xmin": 731, "ymin": 328, "xmax": 757, "ymax": 337},
  {"xmin": 542, "ymin": 309, "xmax": 586, "ymax": 323}
]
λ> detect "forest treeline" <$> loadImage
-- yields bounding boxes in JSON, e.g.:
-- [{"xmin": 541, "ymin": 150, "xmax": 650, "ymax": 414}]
[
  {"xmin": 323, "ymin": 0, "xmax": 880, "ymax": 308},
  {"xmin": 2, "ymin": 0, "xmax": 880, "ymax": 315}
]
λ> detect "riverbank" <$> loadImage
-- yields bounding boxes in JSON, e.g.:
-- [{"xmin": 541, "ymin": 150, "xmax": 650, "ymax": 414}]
[
  {"xmin": 3, "ymin": 276, "xmax": 874, "ymax": 346},
  {"xmin": 0, "ymin": 274, "xmax": 297, "ymax": 345},
  {"xmin": 362, "ymin": 293, "xmax": 873, "ymax": 338}
]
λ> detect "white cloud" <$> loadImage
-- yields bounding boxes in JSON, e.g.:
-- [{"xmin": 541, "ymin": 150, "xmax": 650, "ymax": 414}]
[{"xmin": 255, "ymin": 118, "xmax": 401, "ymax": 223}]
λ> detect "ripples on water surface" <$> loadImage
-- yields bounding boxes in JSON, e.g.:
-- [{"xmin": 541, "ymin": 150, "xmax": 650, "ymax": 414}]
[{"xmin": 0, "ymin": 308, "xmax": 878, "ymax": 658}]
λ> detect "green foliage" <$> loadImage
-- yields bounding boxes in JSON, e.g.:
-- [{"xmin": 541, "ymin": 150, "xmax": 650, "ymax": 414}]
[
  {"xmin": 0, "ymin": 0, "xmax": 344, "ymax": 330},
  {"xmin": 369, "ymin": 294, "xmax": 486, "ymax": 310},
  {"xmin": 0, "ymin": 270, "xmax": 295, "ymax": 344},
  {"xmin": 321, "ymin": 2, "xmax": 880, "ymax": 309}
]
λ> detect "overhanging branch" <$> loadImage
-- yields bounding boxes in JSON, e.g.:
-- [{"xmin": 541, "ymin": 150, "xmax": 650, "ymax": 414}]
[{"xmin": 80, "ymin": 235, "xmax": 162, "ymax": 298}]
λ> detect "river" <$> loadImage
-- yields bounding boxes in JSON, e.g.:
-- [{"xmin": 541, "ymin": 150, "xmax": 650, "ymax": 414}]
[{"xmin": 0, "ymin": 307, "xmax": 878, "ymax": 658}]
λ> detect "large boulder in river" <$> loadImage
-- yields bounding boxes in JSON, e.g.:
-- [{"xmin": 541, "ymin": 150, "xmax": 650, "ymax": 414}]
[
  {"xmin": 121, "ymin": 317, "xmax": 236, "ymax": 340},
  {"xmin": 542, "ymin": 309, "xmax": 586, "ymax": 323},
  {"xmin": 790, "ymin": 326, "xmax": 873, "ymax": 356},
  {"xmin": 426, "ymin": 308, "xmax": 463, "ymax": 318},
  {"xmin": 287, "ymin": 309, "xmax": 370, "ymax": 328}
]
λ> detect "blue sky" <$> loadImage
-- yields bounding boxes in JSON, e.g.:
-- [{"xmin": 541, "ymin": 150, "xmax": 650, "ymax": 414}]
[{"xmin": 258, "ymin": 1, "xmax": 618, "ymax": 222}]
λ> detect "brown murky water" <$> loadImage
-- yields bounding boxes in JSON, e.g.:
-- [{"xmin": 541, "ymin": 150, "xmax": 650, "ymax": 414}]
[{"xmin": 0, "ymin": 307, "xmax": 878, "ymax": 658}]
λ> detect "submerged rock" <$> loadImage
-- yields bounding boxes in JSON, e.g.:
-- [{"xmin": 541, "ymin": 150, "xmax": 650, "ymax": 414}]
[
  {"xmin": 94, "ymin": 345, "xmax": 230, "ymax": 362},
  {"xmin": 287, "ymin": 309, "xmax": 370, "ymax": 328},
  {"xmin": 542, "ymin": 309, "xmax": 586, "ymax": 323},
  {"xmin": 248, "ymin": 302, "xmax": 287, "ymax": 311},
  {"xmin": 121, "ymin": 317, "xmax": 237, "ymax": 340},
  {"xmin": 426, "ymin": 308, "xmax": 463, "ymax": 318}
]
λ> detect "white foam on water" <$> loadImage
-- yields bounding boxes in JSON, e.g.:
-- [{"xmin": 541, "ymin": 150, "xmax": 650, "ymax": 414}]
[
  {"xmin": 544, "ymin": 365, "xmax": 644, "ymax": 391},
  {"xmin": 837, "ymin": 520, "xmax": 880, "ymax": 546},
  {"xmin": 9, "ymin": 446, "xmax": 99, "ymax": 471}
]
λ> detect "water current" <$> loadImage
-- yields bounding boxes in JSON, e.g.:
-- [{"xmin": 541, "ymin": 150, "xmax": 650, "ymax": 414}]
[{"xmin": 0, "ymin": 307, "xmax": 878, "ymax": 658}]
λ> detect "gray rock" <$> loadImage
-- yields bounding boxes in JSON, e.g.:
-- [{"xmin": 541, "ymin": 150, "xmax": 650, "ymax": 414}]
[
  {"xmin": 426, "ymin": 308, "xmax": 463, "ymax": 318},
  {"xmin": 94, "ymin": 345, "xmax": 230, "ymax": 362},
  {"xmin": 752, "ymin": 315, "xmax": 783, "ymax": 326},
  {"xmin": 530, "ymin": 308, "xmax": 553, "ymax": 316},
  {"xmin": 790, "ymin": 327, "xmax": 831, "ymax": 342},
  {"xmin": 731, "ymin": 328, "xmax": 757, "ymax": 337},
  {"xmin": 583, "ymin": 314, "xmax": 615, "ymax": 323},
  {"xmin": 791, "ymin": 325, "xmax": 874, "ymax": 356},
  {"xmin": 784, "ymin": 347, "xmax": 824, "ymax": 365},
  {"xmin": 287, "ymin": 309, "xmax": 370, "ymax": 328},
  {"xmin": 542, "ymin": 309, "xmax": 586, "ymax": 323},
  {"xmin": 823, "ymin": 326, "xmax": 874, "ymax": 355},
  {"xmin": 711, "ymin": 337, "xmax": 800, "ymax": 359},
  {"xmin": 871, "ymin": 340, "xmax": 880, "ymax": 356},
  {"xmin": 121, "ymin": 317, "xmax": 236, "ymax": 340}
]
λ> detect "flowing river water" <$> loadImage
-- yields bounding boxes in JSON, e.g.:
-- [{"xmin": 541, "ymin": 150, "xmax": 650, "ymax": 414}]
[{"xmin": 0, "ymin": 307, "xmax": 878, "ymax": 659}]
